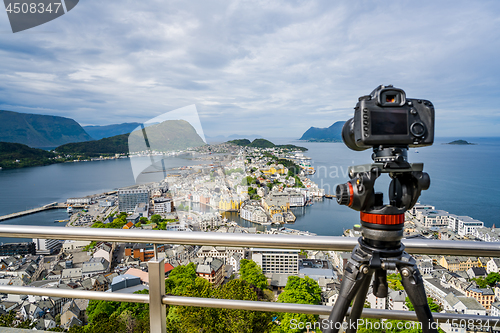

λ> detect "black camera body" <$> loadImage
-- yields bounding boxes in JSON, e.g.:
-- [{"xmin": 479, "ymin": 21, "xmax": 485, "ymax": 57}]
[{"xmin": 342, "ymin": 85, "xmax": 434, "ymax": 151}]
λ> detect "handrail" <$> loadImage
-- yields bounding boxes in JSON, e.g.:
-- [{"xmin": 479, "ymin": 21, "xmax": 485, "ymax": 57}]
[
  {"xmin": 0, "ymin": 285, "xmax": 498, "ymax": 329},
  {"xmin": 0, "ymin": 225, "xmax": 498, "ymax": 256},
  {"xmin": 0, "ymin": 224, "xmax": 499, "ymax": 332}
]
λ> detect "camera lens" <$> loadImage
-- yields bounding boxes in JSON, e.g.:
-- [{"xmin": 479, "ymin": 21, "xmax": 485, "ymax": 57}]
[
  {"xmin": 336, "ymin": 183, "xmax": 351, "ymax": 206},
  {"xmin": 342, "ymin": 118, "xmax": 369, "ymax": 151}
]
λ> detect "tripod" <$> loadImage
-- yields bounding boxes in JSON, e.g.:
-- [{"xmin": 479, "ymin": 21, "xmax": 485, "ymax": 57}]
[{"xmin": 323, "ymin": 147, "xmax": 438, "ymax": 333}]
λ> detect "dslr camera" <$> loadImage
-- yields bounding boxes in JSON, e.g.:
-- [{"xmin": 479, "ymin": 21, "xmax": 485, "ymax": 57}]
[{"xmin": 342, "ymin": 85, "xmax": 434, "ymax": 151}]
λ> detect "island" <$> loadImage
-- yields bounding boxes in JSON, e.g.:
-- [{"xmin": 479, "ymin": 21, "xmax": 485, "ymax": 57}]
[
  {"xmin": 445, "ymin": 140, "xmax": 476, "ymax": 145},
  {"xmin": 227, "ymin": 138, "xmax": 308, "ymax": 151}
]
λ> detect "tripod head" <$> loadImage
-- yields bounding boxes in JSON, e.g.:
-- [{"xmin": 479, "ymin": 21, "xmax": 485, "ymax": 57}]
[{"xmin": 336, "ymin": 145, "xmax": 430, "ymax": 248}]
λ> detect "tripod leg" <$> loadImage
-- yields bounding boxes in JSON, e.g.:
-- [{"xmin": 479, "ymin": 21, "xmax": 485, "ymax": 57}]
[
  {"xmin": 323, "ymin": 259, "xmax": 370, "ymax": 333},
  {"xmin": 345, "ymin": 270, "xmax": 373, "ymax": 333},
  {"xmin": 397, "ymin": 254, "xmax": 438, "ymax": 333}
]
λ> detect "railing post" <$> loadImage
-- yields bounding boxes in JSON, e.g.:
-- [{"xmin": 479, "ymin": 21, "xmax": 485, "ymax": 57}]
[{"xmin": 148, "ymin": 257, "xmax": 166, "ymax": 333}]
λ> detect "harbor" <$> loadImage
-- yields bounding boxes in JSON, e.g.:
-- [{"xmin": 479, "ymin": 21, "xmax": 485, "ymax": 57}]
[{"xmin": 0, "ymin": 202, "xmax": 66, "ymax": 222}]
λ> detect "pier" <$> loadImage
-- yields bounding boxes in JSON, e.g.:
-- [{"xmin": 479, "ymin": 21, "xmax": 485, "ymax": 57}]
[{"xmin": 0, "ymin": 202, "xmax": 66, "ymax": 222}]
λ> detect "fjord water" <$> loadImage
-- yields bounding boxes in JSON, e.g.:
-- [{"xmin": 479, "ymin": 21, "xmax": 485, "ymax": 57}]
[{"xmin": 0, "ymin": 137, "xmax": 498, "ymax": 243}]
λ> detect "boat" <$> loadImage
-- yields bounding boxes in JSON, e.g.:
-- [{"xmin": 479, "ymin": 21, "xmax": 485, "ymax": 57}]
[{"xmin": 67, "ymin": 206, "xmax": 73, "ymax": 214}]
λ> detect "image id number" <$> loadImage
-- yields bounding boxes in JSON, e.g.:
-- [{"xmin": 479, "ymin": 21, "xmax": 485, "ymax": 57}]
[{"xmin": 6, "ymin": 2, "xmax": 62, "ymax": 14}]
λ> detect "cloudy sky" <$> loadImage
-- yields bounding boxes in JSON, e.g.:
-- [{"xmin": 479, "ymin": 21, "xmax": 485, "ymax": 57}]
[{"xmin": 1, "ymin": 0, "xmax": 500, "ymax": 138}]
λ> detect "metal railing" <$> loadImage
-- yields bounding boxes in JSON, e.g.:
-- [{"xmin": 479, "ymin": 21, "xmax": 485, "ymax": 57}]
[{"xmin": 0, "ymin": 225, "xmax": 499, "ymax": 332}]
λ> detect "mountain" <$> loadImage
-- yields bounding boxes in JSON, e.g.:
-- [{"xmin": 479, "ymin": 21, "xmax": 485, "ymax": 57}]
[
  {"xmin": 227, "ymin": 139, "xmax": 251, "ymax": 146},
  {"xmin": 55, "ymin": 134, "xmax": 129, "ymax": 156},
  {"xmin": 0, "ymin": 142, "xmax": 57, "ymax": 169},
  {"xmin": 227, "ymin": 138, "xmax": 307, "ymax": 151},
  {"xmin": 0, "ymin": 110, "xmax": 93, "ymax": 148},
  {"xmin": 56, "ymin": 120, "xmax": 206, "ymax": 156},
  {"xmin": 299, "ymin": 121, "xmax": 345, "ymax": 142},
  {"xmin": 128, "ymin": 119, "xmax": 206, "ymax": 152},
  {"xmin": 247, "ymin": 138, "xmax": 275, "ymax": 148},
  {"xmin": 83, "ymin": 122, "xmax": 142, "ymax": 140}
]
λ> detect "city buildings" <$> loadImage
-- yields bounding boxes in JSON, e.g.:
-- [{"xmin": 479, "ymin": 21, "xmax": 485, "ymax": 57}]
[
  {"xmin": 118, "ymin": 188, "xmax": 149, "ymax": 213},
  {"xmin": 196, "ymin": 257, "xmax": 224, "ymax": 286},
  {"xmin": 33, "ymin": 238, "xmax": 63, "ymax": 255},
  {"xmin": 251, "ymin": 248, "xmax": 299, "ymax": 274},
  {"xmin": 0, "ymin": 242, "xmax": 36, "ymax": 256}
]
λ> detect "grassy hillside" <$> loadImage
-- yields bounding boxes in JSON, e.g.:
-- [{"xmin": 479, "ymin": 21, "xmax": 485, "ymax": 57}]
[
  {"xmin": 0, "ymin": 142, "xmax": 57, "ymax": 169},
  {"xmin": 56, "ymin": 134, "xmax": 129, "ymax": 156},
  {"xmin": 0, "ymin": 110, "xmax": 93, "ymax": 148}
]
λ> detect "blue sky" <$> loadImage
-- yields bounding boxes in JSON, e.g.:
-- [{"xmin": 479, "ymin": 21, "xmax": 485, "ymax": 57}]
[{"xmin": 0, "ymin": 0, "xmax": 499, "ymax": 138}]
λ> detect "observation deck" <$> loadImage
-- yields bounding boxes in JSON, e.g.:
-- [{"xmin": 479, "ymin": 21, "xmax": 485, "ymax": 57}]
[{"xmin": 0, "ymin": 225, "xmax": 498, "ymax": 332}]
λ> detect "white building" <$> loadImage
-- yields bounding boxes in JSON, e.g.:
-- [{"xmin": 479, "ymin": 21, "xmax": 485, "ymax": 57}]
[
  {"xmin": 288, "ymin": 193, "xmax": 306, "ymax": 207},
  {"xmin": 487, "ymin": 258, "xmax": 500, "ymax": 274},
  {"xmin": 153, "ymin": 198, "xmax": 173, "ymax": 214},
  {"xmin": 240, "ymin": 201, "xmax": 268, "ymax": 224},
  {"xmin": 456, "ymin": 216, "xmax": 484, "ymax": 236},
  {"xmin": 62, "ymin": 240, "xmax": 92, "ymax": 251},
  {"xmin": 67, "ymin": 196, "xmax": 94, "ymax": 205},
  {"xmin": 197, "ymin": 246, "xmax": 245, "ymax": 265},
  {"xmin": 366, "ymin": 289, "xmax": 386, "ymax": 309},
  {"xmin": 228, "ymin": 253, "xmax": 243, "ymax": 273},
  {"xmin": 82, "ymin": 257, "xmax": 110, "ymax": 278},
  {"xmin": 93, "ymin": 248, "xmax": 111, "ymax": 263},
  {"xmin": 409, "ymin": 203, "xmax": 435, "ymax": 216},
  {"xmin": 251, "ymin": 248, "xmax": 299, "ymax": 274},
  {"xmin": 491, "ymin": 302, "xmax": 500, "ymax": 317},
  {"xmin": 33, "ymin": 238, "xmax": 63, "ymax": 255},
  {"xmin": 418, "ymin": 209, "xmax": 450, "ymax": 228}
]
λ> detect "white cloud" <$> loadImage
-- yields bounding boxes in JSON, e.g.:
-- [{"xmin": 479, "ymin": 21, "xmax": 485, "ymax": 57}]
[{"xmin": 0, "ymin": 0, "xmax": 499, "ymax": 136}]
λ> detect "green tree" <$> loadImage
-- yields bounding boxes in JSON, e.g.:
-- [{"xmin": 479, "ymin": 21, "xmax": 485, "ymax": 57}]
[
  {"xmin": 239, "ymin": 259, "xmax": 268, "ymax": 290},
  {"xmin": 216, "ymin": 279, "xmax": 275, "ymax": 333},
  {"xmin": 387, "ymin": 273, "xmax": 403, "ymax": 291},
  {"xmin": 405, "ymin": 297, "xmax": 441, "ymax": 312},
  {"xmin": 486, "ymin": 272, "xmax": 500, "ymax": 286},
  {"xmin": 170, "ymin": 277, "xmax": 217, "ymax": 332},
  {"xmin": 150, "ymin": 214, "xmax": 162, "ymax": 224},
  {"xmin": 294, "ymin": 176, "xmax": 304, "ymax": 188},
  {"xmin": 85, "ymin": 312, "xmax": 124, "ymax": 333},
  {"xmin": 165, "ymin": 263, "xmax": 198, "ymax": 295},
  {"xmin": 139, "ymin": 216, "xmax": 148, "ymax": 224},
  {"xmin": 473, "ymin": 277, "xmax": 489, "ymax": 288},
  {"xmin": 86, "ymin": 299, "xmax": 120, "ymax": 323},
  {"xmin": 80, "ymin": 290, "xmax": 150, "ymax": 333},
  {"xmin": 275, "ymin": 276, "xmax": 322, "ymax": 333},
  {"xmin": 242, "ymin": 176, "xmax": 256, "ymax": 185},
  {"xmin": 83, "ymin": 241, "xmax": 97, "ymax": 251}
]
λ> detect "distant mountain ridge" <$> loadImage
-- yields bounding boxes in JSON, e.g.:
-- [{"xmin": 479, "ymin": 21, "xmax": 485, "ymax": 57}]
[
  {"xmin": 83, "ymin": 122, "xmax": 142, "ymax": 140},
  {"xmin": 57, "ymin": 120, "xmax": 206, "ymax": 156},
  {"xmin": 299, "ymin": 121, "xmax": 345, "ymax": 142},
  {"xmin": 0, "ymin": 110, "xmax": 93, "ymax": 148},
  {"xmin": 55, "ymin": 134, "xmax": 129, "ymax": 156}
]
